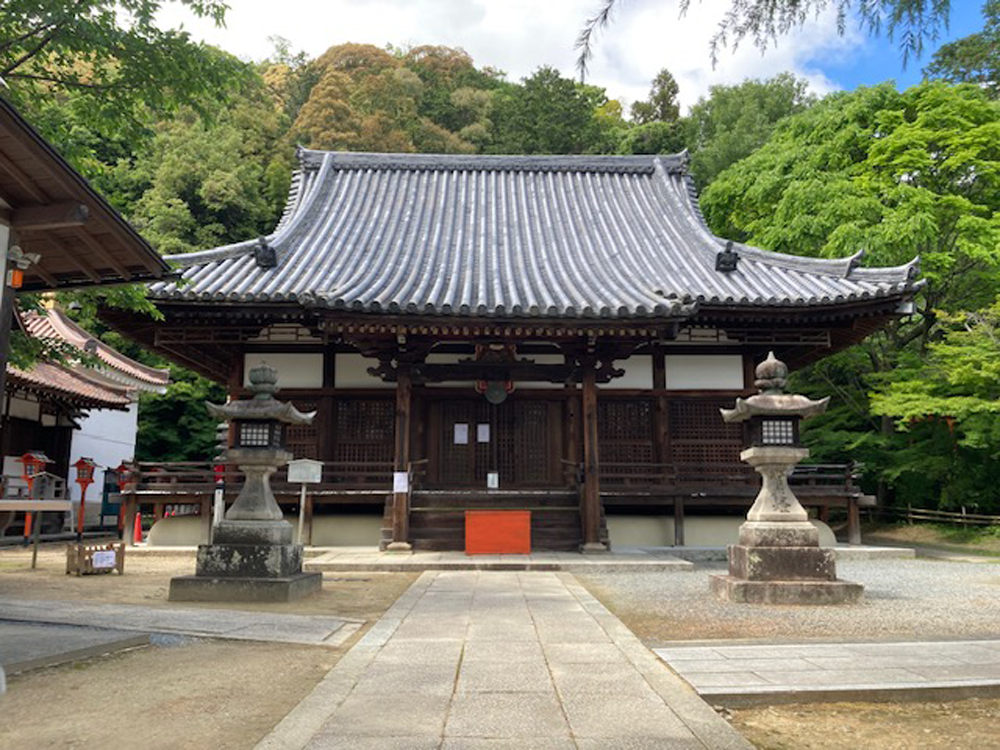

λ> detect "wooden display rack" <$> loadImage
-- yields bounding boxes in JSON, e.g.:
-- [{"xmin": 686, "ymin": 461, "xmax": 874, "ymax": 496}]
[{"xmin": 66, "ymin": 542, "xmax": 125, "ymax": 576}]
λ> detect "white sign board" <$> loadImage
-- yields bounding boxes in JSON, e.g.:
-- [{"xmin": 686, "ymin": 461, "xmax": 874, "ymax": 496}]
[
  {"xmin": 477, "ymin": 423, "xmax": 490, "ymax": 443},
  {"xmin": 287, "ymin": 459, "xmax": 323, "ymax": 484},
  {"xmin": 454, "ymin": 423, "xmax": 469, "ymax": 445},
  {"xmin": 487, "ymin": 472, "xmax": 499, "ymax": 490},
  {"xmin": 393, "ymin": 471, "xmax": 409, "ymax": 493},
  {"xmin": 91, "ymin": 550, "xmax": 116, "ymax": 569}
]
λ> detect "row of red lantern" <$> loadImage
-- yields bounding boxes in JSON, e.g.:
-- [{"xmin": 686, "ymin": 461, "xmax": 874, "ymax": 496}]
[{"xmin": 15, "ymin": 453, "xmax": 138, "ymax": 543}]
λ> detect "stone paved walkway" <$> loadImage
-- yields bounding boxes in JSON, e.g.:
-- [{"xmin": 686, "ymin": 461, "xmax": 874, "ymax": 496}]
[
  {"xmin": 257, "ymin": 571, "xmax": 751, "ymax": 750},
  {"xmin": 0, "ymin": 597, "xmax": 361, "ymax": 646},
  {"xmin": 656, "ymin": 639, "xmax": 1000, "ymax": 705},
  {"xmin": 305, "ymin": 548, "xmax": 694, "ymax": 573}
]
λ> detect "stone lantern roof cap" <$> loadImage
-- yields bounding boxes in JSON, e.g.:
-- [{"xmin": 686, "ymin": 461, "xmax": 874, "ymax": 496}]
[
  {"xmin": 720, "ymin": 351, "xmax": 829, "ymax": 423},
  {"xmin": 205, "ymin": 363, "xmax": 315, "ymax": 425}
]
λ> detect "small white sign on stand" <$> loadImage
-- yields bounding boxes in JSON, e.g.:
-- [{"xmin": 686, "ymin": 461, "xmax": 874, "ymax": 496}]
[
  {"xmin": 288, "ymin": 459, "xmax": 324, "ymax": 545},
  {"xmin": 91, "ymin": 550, "xmax": 117, "ymax": 569}
]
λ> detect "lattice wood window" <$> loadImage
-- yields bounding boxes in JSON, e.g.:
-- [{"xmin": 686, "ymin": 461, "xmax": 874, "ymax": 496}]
[
  {"xmin": 333, "ymin": 398, "xmax": 395, "ymax": 467},
  {"xmin": 286, "ymin": 400, "xmax": 319, "ymax": 459},
  {"xmin": 668, "ymin": 398, "xmax": 747, "ymax": 478},
  {"xmin": 598, "ymin": 399, "xmax": 654, "ymax": 475},
  {"xmin": 437, "ymin": 400, "xmax": 554, "ymax": 486}
]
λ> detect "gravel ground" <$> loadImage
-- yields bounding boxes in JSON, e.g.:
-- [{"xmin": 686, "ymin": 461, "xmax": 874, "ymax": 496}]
[{"xmin": 577, "ymin": 557, "xmax": 1000, "ymax": 643}]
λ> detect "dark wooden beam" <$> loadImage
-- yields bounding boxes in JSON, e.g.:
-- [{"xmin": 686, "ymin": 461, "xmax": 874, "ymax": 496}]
[
  {"xmin": 581, "ymin": 359, "xmax": 605, "ymax": 552},
  {"xmin": 45, "ymin": 234, "xmax": 102, "ymax": 283},
  {"xmin": 13, "ymin": 201, "xmax": 88, "ymax": 231},
  {"xmin": 70, "ymin": 228, "xmax": 133, "ymax": 280},
  {"xmin": 0, "ymin": 151, "xmax": 49, "ymax": 203},
  {"xmin": 388, "ymin": 364, "xmax": 412, "ymax": 551}
]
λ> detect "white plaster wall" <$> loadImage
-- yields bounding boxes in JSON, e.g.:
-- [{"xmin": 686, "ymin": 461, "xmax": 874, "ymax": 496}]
[
  {"xmin": 606, "ymin": 515, "xmax": 836, "ymax": 547},
  {"xmin": 244, "ymin": 352, "xmax": 324, "ymax": 388},
  {"xmin": 599, "ymin": 355, "xmax": 652, "ymax": 390},
  {"xmin": 8, "ymin": 396, "xmax": 40, "ymax": 421},
  {"xmin": 335, "ymin": 353, "xmax": 393, "ymax": 389},
  {"xmin": 69, "ymin": 402, "xmax": 139, "ymax": 525},
  {"xmin": 664, "ymin": 354, "xmax": 744, "ymax": 390}
]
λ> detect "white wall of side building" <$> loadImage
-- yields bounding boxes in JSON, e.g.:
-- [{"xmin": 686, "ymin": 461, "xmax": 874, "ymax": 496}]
[{"xmin": 69, "ymin": 402, "xmax": 139, "ymax": 525}]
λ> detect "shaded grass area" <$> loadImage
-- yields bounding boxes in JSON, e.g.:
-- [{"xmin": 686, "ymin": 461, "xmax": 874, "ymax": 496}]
[{"xmin": 864, "ymin": 521, "xmax": 1000, "ymax": 556}]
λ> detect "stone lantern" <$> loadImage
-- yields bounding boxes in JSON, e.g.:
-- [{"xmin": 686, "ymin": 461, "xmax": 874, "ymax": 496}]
[
  {"xmin": 169, "ymin": 363, "xmax": 322, "ymax": 602},
  {"xmin": 710, "ymin": 352, "xmax": 863, "ymax": 604}
]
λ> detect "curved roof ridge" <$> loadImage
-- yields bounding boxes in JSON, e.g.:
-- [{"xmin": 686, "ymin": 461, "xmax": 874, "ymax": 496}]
[
  {"xmin": 296, "ymin": 148, "xmax": 691, "ymax": 175},
  {"xmin": 22, "ymin": 309, "xmax": 168, "ymax": 389}
]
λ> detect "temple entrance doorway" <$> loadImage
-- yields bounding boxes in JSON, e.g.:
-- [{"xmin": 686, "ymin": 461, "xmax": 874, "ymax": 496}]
[{"xmin": 426, "ymin": 397, "xmax": 564, "ymax": 489}]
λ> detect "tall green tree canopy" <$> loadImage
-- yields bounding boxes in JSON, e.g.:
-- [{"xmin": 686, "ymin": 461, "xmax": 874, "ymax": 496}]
[
  {"xmin": 0, "ymin": 0, "xmax": 249, "ymax": 142},
  {"xmin": 925, "ymin": 0, "xmax": 999, "ymax": 98},
  {"xmin": 685, "ymin": 73, "xmax": 815, "ymax": 187},
  {"xmin": 702, "ymin": 81, "xmax": 1000, "ymax": 351}
]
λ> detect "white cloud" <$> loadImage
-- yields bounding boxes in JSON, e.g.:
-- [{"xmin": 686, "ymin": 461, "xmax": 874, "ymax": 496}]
[{"xmin": 159, "ymin": 0, "xmax": 864, "ymax": 110}]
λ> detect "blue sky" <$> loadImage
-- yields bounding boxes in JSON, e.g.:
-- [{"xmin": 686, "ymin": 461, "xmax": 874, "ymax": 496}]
[
  {"xmin": 816, "ymin": 1, "xmax": 986, "ymax": 91},
  {"xmin": 159, "ymin": 1, "xmax": 990, "ymax": 109}
]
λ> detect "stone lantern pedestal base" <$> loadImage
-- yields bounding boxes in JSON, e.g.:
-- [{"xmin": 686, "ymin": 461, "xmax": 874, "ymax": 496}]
[
  {"xmin": 169, "ymin": 520, "xmax": 321, "ymax": 603},
  {"xmin": 710, "ymin": 521, "xmax": 863, "ymax": 605}
]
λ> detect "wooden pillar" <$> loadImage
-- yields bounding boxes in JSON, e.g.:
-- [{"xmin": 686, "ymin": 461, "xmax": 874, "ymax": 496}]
[
  {"xmin": 388, "ymin": 364, "xmax": 412, "ymax": 551},
  {"xmin": 199, "ymin": 496, "xmax": 211, "ymax": 544},
  {"xmin": 581, "ymin": 360, "xmax": 606, "ymax": 552},
  {"xmin": 0, "ymin": 223, "xmax": 15, "ymax": 453},
  {"xmin": 847, "ymin": 496, "xmax": 862, "ymax": 545},
  {"xmin": 122, "ymin": 492, "xmax": 137, "ymax": 547},
  {"xmin": 673, "ymin": 495, "xmax": 685, "ymax": 547}
]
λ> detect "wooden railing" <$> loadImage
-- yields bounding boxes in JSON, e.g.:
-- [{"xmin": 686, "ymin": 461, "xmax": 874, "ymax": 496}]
[
  {"xmin": 598, "ymin": 461, "xmax": 859, "ymax": 491},
  {"xmin": 133, "ymin": 460, "xmax": 394, "ymax": 496},
  {"xmin": 875, "ymin": 505, "xmax": 1000, "ymax": 527}
]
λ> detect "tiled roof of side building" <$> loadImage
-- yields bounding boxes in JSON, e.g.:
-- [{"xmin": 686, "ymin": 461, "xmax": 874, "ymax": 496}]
[
  {"xmin": 7, "ymin": 363, "xmax": 131, "ymax": 410},
  {"xmin": 151, "ymin": 150, "xmax": 920, "ymax": 319},
  {"xmin": 22, "ymin": 309, "xmax": 169, "ymax": 392}
]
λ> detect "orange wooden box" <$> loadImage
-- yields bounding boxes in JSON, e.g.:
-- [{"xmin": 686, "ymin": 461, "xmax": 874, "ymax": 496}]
[{"xmin": 465, "ymin": 510, "xmax": 531, "ymax": 555}]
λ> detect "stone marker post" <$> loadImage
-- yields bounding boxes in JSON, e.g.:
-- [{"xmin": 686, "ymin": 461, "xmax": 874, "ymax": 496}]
[
  {"xmin": 169, "ymin": 364, "xmax": 322, "ymax": 602},
  {"xmin": 710, "ymin": 352, "xmax": 863, "ymax": 605}
]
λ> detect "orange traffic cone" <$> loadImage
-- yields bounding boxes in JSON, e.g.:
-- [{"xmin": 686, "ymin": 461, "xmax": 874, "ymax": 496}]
[{"xmin": 133, "ymin": 512, "xmax": 142, "ymax": 544}]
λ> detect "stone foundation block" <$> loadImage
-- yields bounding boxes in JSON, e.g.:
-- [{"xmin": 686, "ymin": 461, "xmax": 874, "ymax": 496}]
[
  {"xmin": 195, "ymin": 542, "xmax": 303, "ymax": 578},
  {"xmin": 738, "ymin": 521, "xmax": 818, "ymax": 548},
  {"xmin": 213, "ymin": 520, "xmax": 292, "ymax": 546},
  {"xmin": 728, "ymin": 544, "xmax": 836, "ymax": 581},
  {"xmin": 710, "ymin": 574, "xmax": 863, "ymax": 605},
  {"xmin": 169, "ymin": 571, "xmax": 322, "ymax": 603}
]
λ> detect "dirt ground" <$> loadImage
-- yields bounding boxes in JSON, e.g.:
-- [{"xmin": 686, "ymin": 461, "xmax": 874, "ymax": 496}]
[
  {"xmin": 0, "ymin": 543, "xmax": 417, "ymax": 749},
  {"xmin": 0, "ymin": 543, "xmax": 416, "ymax": 619},
  {"xmin": 728, "ymin": 699, "xmax": 1000, "ymax": 750}
]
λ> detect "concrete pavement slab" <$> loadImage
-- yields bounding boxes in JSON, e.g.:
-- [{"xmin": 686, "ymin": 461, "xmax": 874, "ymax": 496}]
[
  {"xmin": 0, "ymin": 620, "xmax": 148, "ymax": 673},
  {"xmin": 657, "ymin": 638, "xmax": 1000, "ymax": 705},
  {"xmin": 256, "ymin": 570, "xmax": 752, "ymax": 749}
]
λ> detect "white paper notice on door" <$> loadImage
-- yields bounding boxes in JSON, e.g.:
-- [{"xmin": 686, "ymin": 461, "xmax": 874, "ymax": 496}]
[
  {"xmin": 477, "ymin": 423, "xmax": 490, "ymax": 443},
  {"xmin": 487, "ymin": 472, "xmax": 499, "ymax": 489},
  {"xmin": 454, "ymin": 423, "xmax": 469, "ymax": 444},
  {"xmin": 393, "ymin": 471, "xmax": 409, "ymax": 493}
]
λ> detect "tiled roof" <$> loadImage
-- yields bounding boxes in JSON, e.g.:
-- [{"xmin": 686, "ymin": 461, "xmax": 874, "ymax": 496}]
[
  {"xmin": 22, "ymin": 309, "xmax": 169, "ymax": 392},
  {"xmin": 7, "ymin": 363, "xmax": 130, "ymax": 409},
  {"xmin": 151, "ymin": 150, "xmax": 919, "ymax": 319}
]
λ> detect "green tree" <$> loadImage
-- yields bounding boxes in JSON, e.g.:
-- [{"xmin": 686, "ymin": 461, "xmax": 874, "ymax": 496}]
[
  {"xmin": 0, "ymin": 0, "xmax": 249, "ymax": 144},
  {"xmin": 703, "ymin": 81, "xmax": 1000, "ymax": 506},
  {"xmin": 490, "ymin": 66, "xmax": 612, "ymax": 154},
  {"xmin": 925, "ymin": 0, "xmax": 999, "ymax": 98},
  {"xmin": 870, "ymin": 302, "xmax": 1000, "ymax": 510},
  {"xmin": 685, "ymin": 73, "xmax": 815, "ymax": 187},
  {"xmin": 135, "ymin": 364, "xmax": 227, "ymax": 461},
  {"xmin": 630, "ymin": 68, "xmax": 680, "ymax": 124},
  {"xmin": 577, "ymin": 0, "xmax": 953, "ymax": 77}
]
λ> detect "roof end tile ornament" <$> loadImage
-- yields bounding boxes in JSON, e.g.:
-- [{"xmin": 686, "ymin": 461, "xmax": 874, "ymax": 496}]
[{"xmin": 254, "ymin": 237, "xmax": 277, "ymax": 270}]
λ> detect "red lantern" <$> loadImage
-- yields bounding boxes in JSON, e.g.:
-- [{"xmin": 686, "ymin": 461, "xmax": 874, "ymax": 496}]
[
  {"xmin": 18, "ymin": 451, "xmax": 52, "ymax": 493},
  {"xmin": 73, "ymin": 457, "xmax": 98, "ymax": 542},
  {"xmin": 114, "ymin": 461, "xmax": 136, "ymax": 537},
  {"xmin": 17, "ymin": 451, "xmax": 52, "ymax": 542}
]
